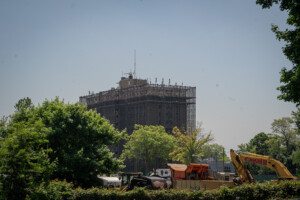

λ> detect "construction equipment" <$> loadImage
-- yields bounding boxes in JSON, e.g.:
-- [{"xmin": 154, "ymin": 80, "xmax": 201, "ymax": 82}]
[
  {"xmin": 118, "ymin": 172, "xmax": 143, "ymax": 190},
  {"xmin": 114, "ymin": 163, "xmax": 235, "ymax": 191},
  {"xmin": 155, "ymin": 168, "xmax": 171, "ymax": 178},
  {"xmin": 167, "ymin": 163, "xmax": 235, "ymax": 190},
  {"xmin": 127, "ymin": 175, "xmax": 172, "ymax": 190},
  {"xmin": 230, "ymin": 149, "xmax": 255, "ymax": 184},
  {"xmin": 230, "ymin": 149, "xmax": 296, "ymax": 184}
]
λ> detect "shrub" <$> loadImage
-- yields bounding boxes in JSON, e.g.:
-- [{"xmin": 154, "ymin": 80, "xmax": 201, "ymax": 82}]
[
  {"xmin": 29, "ymin": 180, "xmax": 300, "ymax": 200},
  {"xmin": 27, "ymin": 180, "xmax": 73, "ymax": 200}
]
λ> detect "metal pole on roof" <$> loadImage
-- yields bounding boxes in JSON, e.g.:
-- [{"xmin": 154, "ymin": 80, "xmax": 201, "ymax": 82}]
[{"xmin": 134, "ymin": 50, "xmax": 136, "ymax": 78}]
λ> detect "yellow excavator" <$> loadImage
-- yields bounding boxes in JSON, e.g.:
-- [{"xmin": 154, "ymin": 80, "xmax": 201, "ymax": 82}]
[{"xmin": 230, "ymin": 149, "xmax": 296, "ymax": 184}]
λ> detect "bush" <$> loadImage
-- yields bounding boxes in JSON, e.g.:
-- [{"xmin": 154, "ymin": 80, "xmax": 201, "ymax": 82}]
[
  {"xmin": 26, "ymin": 180, "xmax": 300, "ymax": 200},
  {"xmin": 27, "ymin": 180, "xmax": 73, "ymax": 200}
]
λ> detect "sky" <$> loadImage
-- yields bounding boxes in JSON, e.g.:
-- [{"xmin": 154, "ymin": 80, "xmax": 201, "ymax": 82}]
[{"xmin": 0, "ymin": 0, "xmax": 297, "ymax": 155}]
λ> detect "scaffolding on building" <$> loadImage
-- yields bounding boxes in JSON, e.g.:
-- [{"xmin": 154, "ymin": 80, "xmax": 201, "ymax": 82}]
[
  {"xmin": 80, "ymin": 76, "xmax": 196, "ymax": 171},
  {"xmin": 80, "ymin": 82, "xmax": 196, "ymax": 133}
]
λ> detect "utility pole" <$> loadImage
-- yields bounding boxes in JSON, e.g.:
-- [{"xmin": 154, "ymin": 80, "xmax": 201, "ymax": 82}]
[
  {"xmin": 278, "ymin": 140, "xmax": 280, "ymax": 160},
  {"xmin": 222, "ymin": 147, "xmax": 225, "ymax": 172}
]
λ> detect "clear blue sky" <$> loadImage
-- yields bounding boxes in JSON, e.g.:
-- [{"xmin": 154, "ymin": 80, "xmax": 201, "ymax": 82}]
[{"xmin": 0, "ymin": 0, "xmax": 296, "ymax": 154}]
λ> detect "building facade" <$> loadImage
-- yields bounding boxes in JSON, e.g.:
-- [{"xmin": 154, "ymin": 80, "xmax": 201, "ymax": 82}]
[
  {"xmin": 199, "ymin": 156, "xmax": 235, "ymax": 173},
  {"xmin": 79, "ymin": 74, "xmax": 196, "ymax": 171}
]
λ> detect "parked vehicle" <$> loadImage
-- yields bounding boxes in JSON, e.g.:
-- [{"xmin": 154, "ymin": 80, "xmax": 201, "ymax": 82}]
[
  {"xmin": 155, "ymin": 168, "xmax": 171, "ymax": 178},
  {"xmin": 127, "ymin": 175, "xmax": 172, "ymax": 190},
  {"xmin": 118, "ymin": 172, "xmax": 143, "ymax": 190},
  {"xmin": 98, "ymin": 176, "xmax": 121, "ymax": 189}
]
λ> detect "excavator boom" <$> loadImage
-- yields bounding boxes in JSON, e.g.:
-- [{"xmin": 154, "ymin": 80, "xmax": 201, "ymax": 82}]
[
  {"xmin": 230, "ymin": 149, "xmax": 296, "ymax": 182},
  {"xmin": 240, "ymin": 152, "xmax": 295, "ymax": 180},
  {"xmin": 230, "ymin": 149, "xmax": 255, "ymax": 184}
]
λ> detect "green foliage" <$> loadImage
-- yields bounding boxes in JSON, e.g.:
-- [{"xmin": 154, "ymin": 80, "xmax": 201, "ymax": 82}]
[
  {"xmin": 0, "ymin": 116, "xmax": 9, "ymax": 138},
  {"xmin": 247, "ymin": 132, "xmax": 270, "ymax": 155},
  {"xmin": 256, "ymin": 0, "xmax": 300, "ymax": 105},
  {"xmin": 121, "ymin": 125, "xmax": 175, "ymax": 172},
  {"xmin": 241, "ymin": 132, "xmax": 276, "ymax": 175},
  {"xmin": 0, "ymin": 97, "xmax": 126, "ymax": 200},
  {"xmin": 238, "ymin": 117, "xmax": 299, "ymax": 175},
  {"xmin": 291, "ymin": 108, "xmax": 300, "ymax": 175},
  {"xmin": 33, "ymin": 98, "xmax": 126, "ymax": 187},
  {"xmin": 27, "ymin": 180, "xmax": 73, "ymax": 200},
  {"xmin": 58, "ymin": 181, "xmax": 300, "ymax": 200},
  {"xmin": 169, "ymin": 126, "xmax": 213, "ymax": 165},
  {"xmin": 0, "ymin": 122, "xmax": 54, "ymax": 200},
  {"xmin": 202, "ymin": 143, "xmax": 230, "ymax": 161},
  {"xmin": 14, "ymin": 97, "xmax": 33, "ymax": 112},
  {"xmin": 238, "ymin": 133, "xmax": 273, "ymax": 175},
  {"xmin": 292, "ymin": 108, "xmax": 300, "ymax": 131},
  {"xmin": 271, "ymin": 117, "xmax": 298, "ymax": 173},
  {"xmin": 292, "ymin": 142, "xmax": 300, "ymax": 175}
]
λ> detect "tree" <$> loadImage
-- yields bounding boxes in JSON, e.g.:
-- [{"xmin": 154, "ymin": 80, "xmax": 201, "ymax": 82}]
[
  {"xmin": 238, "ymin": 118, "xmax": 299, "ymax": 174},
  {"xmin": 292, "ymin": 142, "xmax": 300, "ymax": 175},
  {"xmin": 0, "ymin": 116, "xmax": 8, "ymax": 138},
  {"xmin": 271, "ymin": 117, "xmax": 298, "ymax": 173},
  {"xmin": 201, "ymin": 144, "xmax": 230, "ymax": 161},
  {"xmin": 271, "ymin": 117, "xmax": 297, "ymax": 155},
  {"xmin": 14, "ymin": 97, "xmax": 33, "ymax": 112},
  {"xmin": 256, "ymin": 0, "xmax": 300, "ymax": 105},
  {"xmin": 121, "ymin": 125, "xmax": 176, "ymax": 173},
  {"xmin": 169, "ymin": 126, "xmax": 213, "ymax": 165},
  {"xmin": 238, "ymin": 132, "xmax": 274, "ymax": 175},
  {"xmin": 265, "ymin": 134, "xmax": 284, "ymax": 161},
  {"xmin": 292, "ymin": 108, "xmax": 300, "ymax": 131},
  {"xmin": 291, "ymin": 108, "xmax": 300, "ymax": 175},
  {"xmin": 1, "ymin": 97, "xmax": 126, "ymax": 189},
  {"xmin": 247, "ymin": 132, "xmax": 270, "ymax": 155},
  {"xmin": 38, "ymin": 98, "xmax": 126, "ymax": 187},
  {"xmin": 0, "ymin": 122, "xmax": 54, "ymax": 200}
]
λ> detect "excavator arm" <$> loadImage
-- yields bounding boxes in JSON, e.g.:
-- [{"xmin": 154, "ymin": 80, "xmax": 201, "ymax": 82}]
[
  {"xmin": 230, "ymin": 149, "xmax": 255, "ymax": 184},
  {"xmin": 239, "ymin": 152, "xmax": 296, "ymax": 180},
  {"xmin": 230, "ymin": 149, "xmax": 296, "ymax": 182}
]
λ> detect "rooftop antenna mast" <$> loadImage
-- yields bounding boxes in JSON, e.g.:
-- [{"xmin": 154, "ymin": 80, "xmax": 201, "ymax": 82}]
[{"xmin": 134, "ymin": 49, "xmax": 136, "ymax": 78}]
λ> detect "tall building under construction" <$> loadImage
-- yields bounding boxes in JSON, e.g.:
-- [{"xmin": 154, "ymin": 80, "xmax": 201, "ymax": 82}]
[{"xmin": 79, "ymin": 73, "xmax": 196, "ymax": 171}]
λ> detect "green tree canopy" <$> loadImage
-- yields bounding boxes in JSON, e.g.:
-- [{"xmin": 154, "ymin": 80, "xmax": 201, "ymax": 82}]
[
  {"xmin": 0, "ymin": 121, "xmax": 54, "ymax": 200},
  {"xmin": 36, "ymin": 98, "xmax": 125, "ymax": 187},
  {"xmin": 201, "ymin": 144, "xmax": 230, "ymax": 161},
  {"xmin": 169, "ymin": 126, "xmax": 213, "ymax": 165},
  {"xmin": 1, "ymin": 97, "xmax": 125, "ymax": 190},
  {"xmin": 238, "ymin": 117, "xmax": 299, "ymax": 175},
  {"xmin": 292, "ymin": 141, "xmax": 300, "ymax": 175},
  {"xmin": 238, "ymin": 132, "xmax": 275, "ymax": 175},
  {"xmin": 291, "ymin": 108, "xmax": 300, "ymax": 174},
  {"xmin": 14, "ymin": 97, "xmax": 33, "ymax": 112},
  {"xmin": 248, "ymin": 132, "xmax": 270, "ymax": 155},
  {"xmin": 271, "ymin": 117, "xmax": 297, "ymax": 154},
  {"xmin": 270, "ymin": 117, "xmax": 298, "ymax": 173},
  {"xmin": 121, "ymin": 125, "xmax": 176, "ymax": 173},
  {"xmin": 292, "ymin": 108, "xmax": 300, "ymax": 131},
  {"xmin": 256, "ymin": 0, "xmax": 300, "ymax": 105}
]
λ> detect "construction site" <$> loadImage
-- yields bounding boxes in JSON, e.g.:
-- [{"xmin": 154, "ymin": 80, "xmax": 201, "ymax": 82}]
[{"xmin": 79, "ymin": 73, "xmax": 196, "ymax": 171}]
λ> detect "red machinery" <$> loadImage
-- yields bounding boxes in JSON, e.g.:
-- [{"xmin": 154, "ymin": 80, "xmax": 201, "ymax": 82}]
[{"xmin": 167, "ymin": 163, "xmax": 210, "ymax": 181}]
